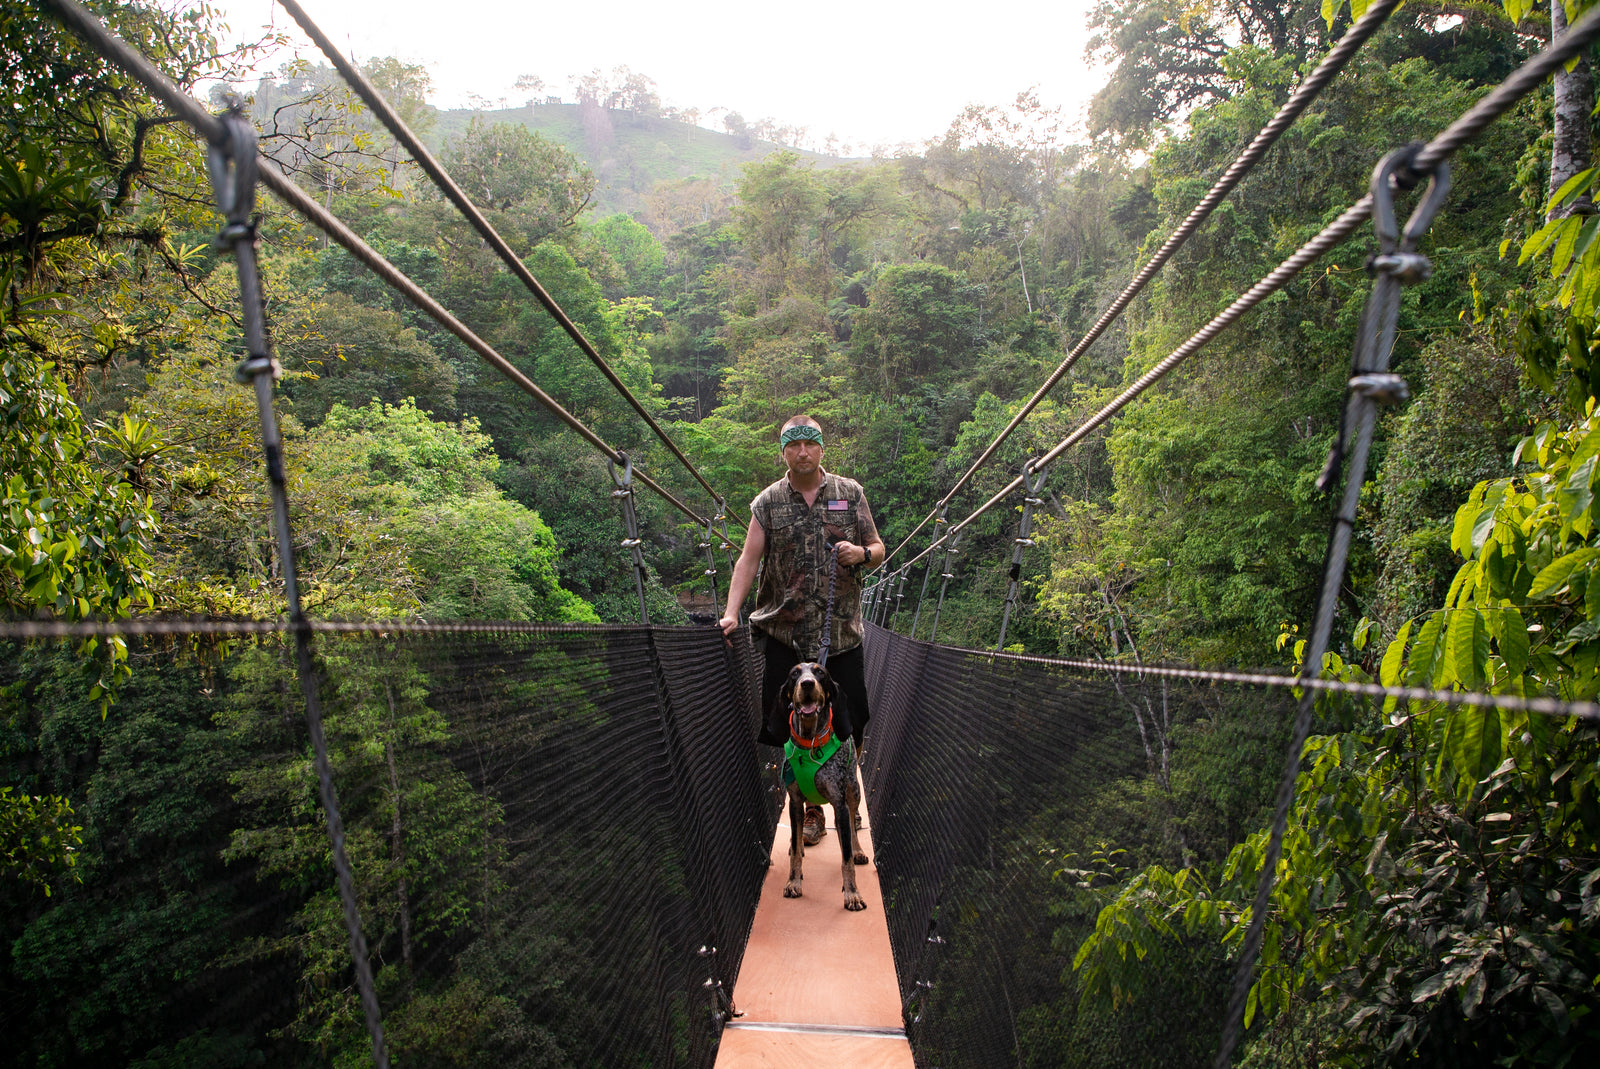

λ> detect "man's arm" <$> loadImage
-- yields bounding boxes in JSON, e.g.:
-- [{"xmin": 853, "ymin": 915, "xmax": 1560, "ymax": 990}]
[
  {"xmin": 837, "ymin": 496, "xmax": 886, "ymax": 570},
  {"xmin": 719, "ymin": 516, "xmax": 765, "ymax": 637}
]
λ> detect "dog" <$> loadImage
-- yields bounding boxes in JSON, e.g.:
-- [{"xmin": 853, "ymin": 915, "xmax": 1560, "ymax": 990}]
[{"xmin": 777, "ymin": 661, "xmax": 868, "ymax": 911}]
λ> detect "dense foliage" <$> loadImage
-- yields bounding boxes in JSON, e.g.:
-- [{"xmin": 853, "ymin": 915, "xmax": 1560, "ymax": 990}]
[{"xmin": 4, "ymin": 0, "xmax": 1599, "ymax": 1063}]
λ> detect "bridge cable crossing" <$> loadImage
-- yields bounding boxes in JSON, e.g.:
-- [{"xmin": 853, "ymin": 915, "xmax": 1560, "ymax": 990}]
[
  {"xmin": 888, "ymin": 0, "xmax": 1600, "ymax": 582},
  {"xmin": 37, "ymin": 0, "xmax": 741, "ymax": 545},
  {"xmin": 883, "ymin": 0, "xmax": 1404, "ymax": 568},
  {"xmin": 273, "ymin": 0, "xmax": 746, "ymax": 530}
]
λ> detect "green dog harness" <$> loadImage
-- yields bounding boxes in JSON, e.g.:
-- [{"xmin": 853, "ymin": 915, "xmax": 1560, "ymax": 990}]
[{"xmin": 783, "ymin": 734, "xmax": 845, "ymax": 804}]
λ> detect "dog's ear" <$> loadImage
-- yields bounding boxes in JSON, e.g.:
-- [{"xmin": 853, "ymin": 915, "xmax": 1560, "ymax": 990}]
[
  {"xmin": 828, "ymin": 676, "xmax": 850, "ymax": 728},
  {"xmin": 775, "ymin": 670, "xmax": 799, "ymax": 712}
]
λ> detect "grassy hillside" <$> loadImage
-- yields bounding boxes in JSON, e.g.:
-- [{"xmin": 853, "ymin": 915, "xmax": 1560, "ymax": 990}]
[{"xmin": 431, "ymin": 103, "xmax": 834, "ymax": 219}]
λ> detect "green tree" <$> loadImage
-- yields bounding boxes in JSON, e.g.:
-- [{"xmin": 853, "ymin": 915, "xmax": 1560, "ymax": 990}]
[
  {"xmin": 442, "ymin": 117, "xmax": 595, "ymax": 223},
  {"xmin": 849, "ymin": 262, "xmax": 986, "ymax": 400},
  {"xmin": 303, "ymin": 398, "xmax": 599, "ymax": 623},
  {"xmin": 280, "ymin": 291, "xmax": 458, "ymax": 424}
]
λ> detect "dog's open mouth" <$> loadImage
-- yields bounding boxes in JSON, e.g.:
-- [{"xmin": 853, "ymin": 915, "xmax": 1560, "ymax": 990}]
[{"xmin": 796, "ymin": 700, "xmax": 824, "ymax": 715}]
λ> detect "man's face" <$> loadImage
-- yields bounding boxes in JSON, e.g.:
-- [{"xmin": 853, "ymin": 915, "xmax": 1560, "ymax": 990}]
[{"xmin": 782, "ymin": 436, "xmax": 823, "ymax": 476}]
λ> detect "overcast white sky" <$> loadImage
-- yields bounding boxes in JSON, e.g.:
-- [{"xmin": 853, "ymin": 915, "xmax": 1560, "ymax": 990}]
[{"xmin": 209, "ymin": 0, "xmax": 1104, "ymax": 151}]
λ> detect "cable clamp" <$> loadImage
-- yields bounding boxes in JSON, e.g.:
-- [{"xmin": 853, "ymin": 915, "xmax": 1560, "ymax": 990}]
[
  {"xmin": 1014, "ymin": 537, "xmax": 1036, "ymax": 547},
  {"xmin": 610, "ymin": 488, "xmax": 632, "ymax": 499},
  {"xmin": 1348, "ymin": 372, "xmax": 1409, "ymax": 405},
  {"xmin": 620, "ymin": 537, "xmax": 643, "ymax": 548},
  {"xmin": 216, "ymin": 218, "xmax": 258, "ymax": 251},
  {"xmin": 1367, "ymin": 251, "xmax": 1432, "ymax": 284},
  {"xmin": 233, "ymin": 352, "xmax": 282, "ymax": 385}
]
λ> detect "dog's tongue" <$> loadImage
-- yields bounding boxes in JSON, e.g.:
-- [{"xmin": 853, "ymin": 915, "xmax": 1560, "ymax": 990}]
[{"xmin": 798, "ymin": 701, "xmax": 823, "ymax": 715}]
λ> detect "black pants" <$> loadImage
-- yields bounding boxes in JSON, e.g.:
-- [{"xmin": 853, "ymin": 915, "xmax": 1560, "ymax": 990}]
[{"xmin": 756, "ymin": 633, "xmax": 871, "ymax": 750}]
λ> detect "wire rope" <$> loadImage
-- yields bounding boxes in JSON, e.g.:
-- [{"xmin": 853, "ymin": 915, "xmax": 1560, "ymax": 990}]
[
  {"xmin": 898, "ymin": 1, "xmax": 1600, "ymax": 574},
  {"xmin": 980, "ymin": 645, "xmax": 1600, "ymax": 720},
  {"xmin": 883, "ymin": 0, "xmax": 1403, "ymax": 566},
  {"xmin": 0, "ymin": 617, "xmax": 665, "ymax": 638},
  {"xmin": 40, "ymin": 0, "xmax": 730, "ymax": 535},
  {"xmin": 272, "ymin": 0, "xmax": 745, "ymax": 527},
  {"xmin": 9, "ymin": 612, "xmax": 1591, "ymax": 721}
]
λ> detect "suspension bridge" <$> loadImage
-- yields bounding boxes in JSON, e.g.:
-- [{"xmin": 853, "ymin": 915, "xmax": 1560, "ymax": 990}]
[{"xmin": 9, "ymin": 2, "xmax": 1600, "ymax": 1066}]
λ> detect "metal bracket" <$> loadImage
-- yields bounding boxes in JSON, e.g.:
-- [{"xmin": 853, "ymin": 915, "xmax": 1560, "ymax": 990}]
[{"xmin": 1317, "ymin": 144, "xmax": 1449, "ymax": 494}]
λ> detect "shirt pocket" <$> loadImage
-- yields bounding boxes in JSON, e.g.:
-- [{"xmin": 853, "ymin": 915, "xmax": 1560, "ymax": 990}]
[
  {"xmin": 824, "ymin": 504, "xmax": 859, "ymax": 544},
  {"xmin": 764, "ymin": 503, "xmax": 808, "ymax": 532}
]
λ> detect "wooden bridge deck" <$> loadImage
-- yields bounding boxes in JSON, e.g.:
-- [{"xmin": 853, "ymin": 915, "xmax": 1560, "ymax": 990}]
[{"xmin": 715, "ymin": 784, "xmax": 914, "ymax": 1068}]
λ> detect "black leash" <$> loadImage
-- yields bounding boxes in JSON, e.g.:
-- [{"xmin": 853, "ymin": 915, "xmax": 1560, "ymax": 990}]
[{"xmin": 816, "ymin": 544, "xmax": 840, "ymax": 668}]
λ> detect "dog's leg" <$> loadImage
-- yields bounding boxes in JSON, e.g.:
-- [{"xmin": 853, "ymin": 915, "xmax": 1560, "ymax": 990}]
[
  {"xmin": 784, "ymin": 787, "xmax": 805, "ymax": 898},
  {"xmin": 845, "ymin": 772, "xmax": 868, "ymax": 867},
  {"xmin": 836, "ymin": 791, "xmax": 865, "ymax": 911}
]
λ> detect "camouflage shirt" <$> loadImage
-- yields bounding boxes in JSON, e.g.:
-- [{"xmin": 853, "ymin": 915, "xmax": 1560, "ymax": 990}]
[{"xmin": 749, "ymin": 470, "xmax": 879, "ymax": 659}]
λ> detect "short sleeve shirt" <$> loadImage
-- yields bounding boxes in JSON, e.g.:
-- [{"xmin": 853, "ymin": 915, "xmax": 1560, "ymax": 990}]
[{"xmin": 749, "ymin": 470, "xmax": 879, "ymax": 659}]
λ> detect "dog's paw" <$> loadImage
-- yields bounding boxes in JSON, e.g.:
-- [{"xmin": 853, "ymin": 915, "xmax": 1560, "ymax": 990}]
[
  {"xmin": 783, "ymin": 880, "xmax": 803, "ymax": 898},
  {"xmin": 843, "ymin": 892, "xmax": 866, "ymax": 911},
  {"xmin": 853, "ymin": 850, "xmax": 869, "ymax": 865}
]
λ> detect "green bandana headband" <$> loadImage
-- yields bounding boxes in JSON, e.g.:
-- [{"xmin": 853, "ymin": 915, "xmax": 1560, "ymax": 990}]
[{"xmin": 781, "ymin": 425, "xmax": 824, "ymax": 447}]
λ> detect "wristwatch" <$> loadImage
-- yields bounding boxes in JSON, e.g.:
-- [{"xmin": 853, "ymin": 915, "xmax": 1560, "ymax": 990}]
[{"xmin": 862, "ymin": 545, "xmax": 873, "ymax": 566}]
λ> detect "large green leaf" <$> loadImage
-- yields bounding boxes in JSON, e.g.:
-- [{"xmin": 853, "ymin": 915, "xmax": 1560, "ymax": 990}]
[
  {"xmin": 1528, "ymin": 547, "xmax": 1600, "ymax": 600},
  {"xmin": 1497, "ymin": 608, "xmax": 1531, "ymax": 679},
  {"xmin": 1445, "ymin": 610, "xmax": 1491, "ymax": 690},
  {"xmin": 1520, "ymin": 215, "xmax": 1574, "ymax": 267},
  {"xmin": 1446, "ymin": 704, "xmax": 1502, "ymax": 789},
  {"xmin": 1406, "ymin": 611, "xmax": 1448, "ymax": 688}
]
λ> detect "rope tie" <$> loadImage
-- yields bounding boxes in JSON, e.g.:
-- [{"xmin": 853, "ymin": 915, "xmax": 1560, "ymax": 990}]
[
  {"xmin": 996, "ymin": 459, "xmax": 1049, "ymax": 652},
  {"xmin": 698, "ymin": 511, "xmax": 721, "ymax": 620}
]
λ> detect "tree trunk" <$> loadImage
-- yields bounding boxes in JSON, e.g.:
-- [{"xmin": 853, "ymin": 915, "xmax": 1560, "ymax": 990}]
[{"xmin": 1550, "ymin": 0, "xmax": 1596, "ymax": 219}]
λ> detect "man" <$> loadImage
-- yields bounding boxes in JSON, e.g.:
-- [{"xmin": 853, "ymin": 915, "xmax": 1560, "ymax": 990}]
[{"xmin": 719, "ymin": 415, "xmax": 885, "ymax": 845}]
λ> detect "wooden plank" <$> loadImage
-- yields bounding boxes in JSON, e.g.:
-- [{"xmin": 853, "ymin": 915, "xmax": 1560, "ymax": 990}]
[
  {"xmin": 716, "ymin": 773, "xmax": 912, "ymax": 1066},
  {"xmin": 715, "ymin": 1024, "xmax": 915, "ymax": 1068}
]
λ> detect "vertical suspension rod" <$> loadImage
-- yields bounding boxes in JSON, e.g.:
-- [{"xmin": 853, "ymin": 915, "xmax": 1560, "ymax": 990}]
[{"xmin": 996, "ymin": 460, "xmax": 1048, "ymax": 652}]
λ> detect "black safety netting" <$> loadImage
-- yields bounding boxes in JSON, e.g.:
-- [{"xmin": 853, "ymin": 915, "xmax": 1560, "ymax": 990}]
[
  {"xmin": 859, "ymin": 622, "xmax": 1320, "ymax": 1069},
  {"xmin": 1, "ymin": 622, "xmax": 773, "ymax": 1069}
]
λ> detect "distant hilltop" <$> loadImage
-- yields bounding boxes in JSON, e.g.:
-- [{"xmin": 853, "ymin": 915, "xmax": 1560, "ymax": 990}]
[{"xmin": 430, "ymin": 101, "xmax": 855, "ymax": 219}]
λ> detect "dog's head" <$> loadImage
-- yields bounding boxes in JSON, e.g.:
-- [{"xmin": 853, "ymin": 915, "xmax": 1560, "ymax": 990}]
[{"xmin": 783, "ymin": 661, "xmax": 835, "ymax": 731}]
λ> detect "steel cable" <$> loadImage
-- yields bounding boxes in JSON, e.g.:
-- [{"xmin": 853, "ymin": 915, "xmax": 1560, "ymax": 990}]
[
  {"xmin": 37, "ymin": 0, "xmax": 726, "ymax": 535},
  {"xmin": 884, "ymin": 0, "xmax": 1403, "ymax": 566},
  {"xmin": 978, "ymin": 643, "xmax": 1600, "ymax": 720},
  {"xmin": 0, "ymin": 616, "xmax": 661, "ymax": 638},
  {"xmin": 273, "ymin": 0, "xmax": 745, "ymax": 528},
  {"xmin": 899, "ymin": 0, "xmax": 1600, "ymax": 573},
  {"xmin": 8, "ymin": 613, "xmax": 1590, "ymax": 721}
]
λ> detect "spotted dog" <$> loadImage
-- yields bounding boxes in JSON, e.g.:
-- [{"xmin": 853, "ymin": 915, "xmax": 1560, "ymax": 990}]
[{"xmin": 778, "ymin": 662, "xmax": 868, "ymax": 911}]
